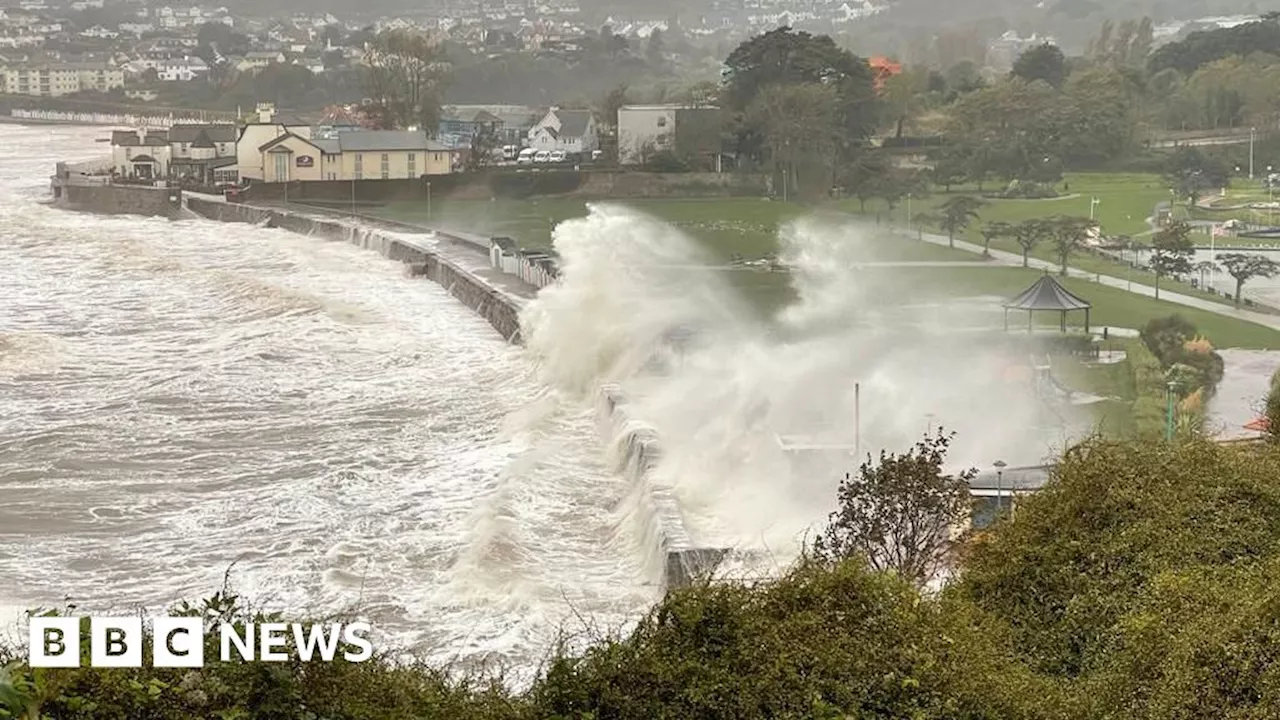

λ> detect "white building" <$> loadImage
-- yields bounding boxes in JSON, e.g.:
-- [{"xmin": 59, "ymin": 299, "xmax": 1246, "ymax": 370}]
[
  {"xmin": 617, "ymin": 104, "xmax": 723, "ymax": 166},
  {"xmin": 235, "ymin": 103, "xmax": 313, "ymax": 182},
  {"xmin": 111, "ymin": 128, "xmax": 172, "ymax": 180},
  {"xmin": 526, "ymin": 107, "xmax": 598, "ymax": 154}
]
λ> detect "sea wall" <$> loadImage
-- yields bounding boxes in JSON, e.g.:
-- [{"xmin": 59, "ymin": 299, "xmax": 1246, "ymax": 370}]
[
  {"xmin": 185, "ymin": 196, "xmax": 522, "ymax": 342},
  {"xmin": 184, "ymin": 196, "xmax": 721, "ymax": 591},
  {"xmin": 52, "ymin": 177, "xmax": 182, "ymax": 219}
]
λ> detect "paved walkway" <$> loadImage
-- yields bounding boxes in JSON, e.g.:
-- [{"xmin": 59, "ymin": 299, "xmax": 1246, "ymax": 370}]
[
  {"xmin": 1207, "ymin": 349, "xmax": 1278, "ymax": 439},
  {"xmin": 908, "ymin": 229, "xmax": 1280, "ymax": 332}
]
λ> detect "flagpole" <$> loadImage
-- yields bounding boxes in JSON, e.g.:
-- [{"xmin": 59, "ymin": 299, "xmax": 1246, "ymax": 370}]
[{"xmin": 1210, "ymin": 224, "xmax": 1216, "ymax": 293}]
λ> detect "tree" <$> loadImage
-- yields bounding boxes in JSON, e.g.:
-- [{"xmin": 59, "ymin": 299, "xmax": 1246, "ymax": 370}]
[
  {"xmin": 601, "ymin": 83, "xmax": 630, "ymax": 129},
  {"xmin": 876, "ymin": 168, "xmax": 928, "ymax": 215},
  {"xmin": 938, "ymin": 195, "xmax": 984, "ymax": 248},
  {"xmin": 928, "ymin": 147, "xmax": 968, "ymax": 191},
  {"xmin": 1216, "ymin": 253, "xmax": 1280, "ymax": 306},
  {"xmin": 1047, "ymin": 215, "xmax": 1096, "ymax": 276},
  {"xmin": 1012, "ymin": 219, "xmax": 1050, "ymax": 267},
  {"xmin": 722, "ymin": 27, "xmax": 879, "ymax": 167},
  {"xmin": 467, "ymin": 123, "xmax": 500, "ymax": 170},
  {"xmin": 747, "ymin": 83, "xmax": 842, "ymax": 200},
  {"xmin": 1150, "ymin": 220, "xmax": 1195, "ymax": 299},
  {"xmin": 362, "ymin": 29, "xmax": 449, "ymax": 131},
  {"xmin": 812, "ymin": 431, "xmax": 975, "ymax": 588},
  {"xmin": 645, "ymin": 29, "xmax": 665, "ymax": 65},
  {"xmin": 841, "ymin": 150, "xmax": 889, "ymax": 212},
  {"xmin": 979, "ymin": 221, "xmax": 1013, "ymax": 258},
  {"xmin": 1163, "ymin": 147, "xmax": 1229, "ymax": 206},
  {"xmin": 1011, "ymin": 43, "xmax": 1067, "ymax": 89}
]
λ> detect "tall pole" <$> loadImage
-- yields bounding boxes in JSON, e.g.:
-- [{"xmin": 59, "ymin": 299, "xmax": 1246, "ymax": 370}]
[
  {"xmin": 993, "ymin": 460, "xmax": 1007, "ymax": 515},
  {"xmin": 854, "ymin": 382, "xmax": 861, "ymax": 461},
  {"xmin": 427, "ymin": 180, "xmax": 432, "ymax": 222},
  {"xmin": 1250, "ymin": 127, "xmax": 1255, "ymax": 180},
  {"xmin": 351, "ymin": 177, "xmax": 356, "ymax": 217},
  {"xmin": 906, "ymin": 193, "xmax": 912, "ymax": 232},
  {"xmin": 1165, "ymin": 381, "xmax": 1176, "ymax": 441}
]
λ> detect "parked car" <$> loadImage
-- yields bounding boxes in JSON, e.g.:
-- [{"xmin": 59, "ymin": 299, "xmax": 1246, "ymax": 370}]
[
  {"xmin": 534, "ymin": 150, "xmax": 551, "ymax": 163},
  {"xmin": 549, "ymin": 150, "xmax": 566, "ymax": 163},
  {"xmin": 224, "ymin": 184, "xmax": 245, "ymax": 203},
  {"xmin": 517, "ymin": 148, "xmax": 537, "ymax": 165}
]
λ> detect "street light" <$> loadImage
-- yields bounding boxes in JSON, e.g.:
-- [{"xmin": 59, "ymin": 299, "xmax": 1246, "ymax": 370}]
[
  {"xmin": 1089, "ymin": 196, "xmax": 1099, "ymax": 220},
  {"xmin": 1165, "ymin": 379, "xmax": 1178, "ymax": 441},
  {"xmin": 993, "ymin": 460, "xmax": 1007, "ymax": 512},
  {"xmin": 925, "ymin": 413, "xmax": 935, "ymax": 435}
]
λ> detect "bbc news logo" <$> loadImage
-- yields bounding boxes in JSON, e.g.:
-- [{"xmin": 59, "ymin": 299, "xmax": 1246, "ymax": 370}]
[{"xmin": 28, "ymin": 617, "xmax": 373, "ymax": 668}]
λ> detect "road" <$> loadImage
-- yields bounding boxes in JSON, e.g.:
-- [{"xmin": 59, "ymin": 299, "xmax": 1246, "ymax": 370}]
[{"xmin": 908, "ymin": 229, "xmax": 1280, "ymax": 332}]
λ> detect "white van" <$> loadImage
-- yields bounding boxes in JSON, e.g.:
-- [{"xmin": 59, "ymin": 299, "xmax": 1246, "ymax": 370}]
[
  {"xmin": 517, "ymin": 148, "xmax": 536, "ymax": 165},
  {"xmin": 502, "ymin": 145, "xmax": 519, "ymax": 161},
  {"xmin": 549, "ymin": 150, "xmax": 566, "ymax": 163},
  {"xmin": 534, "ymin": 150, "xmax": 551, "ymax": 163}
]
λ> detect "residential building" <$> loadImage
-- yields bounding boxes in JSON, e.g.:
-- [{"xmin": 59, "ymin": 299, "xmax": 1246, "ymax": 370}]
[
  {"xmin": 110, "ymin": 128, "xmax": 171, "ymax": 180},
  {"xmin": 0, "ymin": 62, "xmax": 124, "ymax": 96},
  {"xmin": 617, "ymin": 104, "xmax": 725, "ymax": 166},
  {"xmin": 249, "ymin": 130, "xmax": 454, "ymax": 183},
  {"xmin": 526, "ymin": 107, "xmax": 597, "ymax": 154},
  {"xmin": 238, "ymin": 51, "xmax": 285, "ymax": 73},
  {"xmin": 236, "ymin": 103, "xmax": 313, "ymax": 182},
  {"xmin": 169, "ymin": 123, "xmax": 238, "ymax": 185}
]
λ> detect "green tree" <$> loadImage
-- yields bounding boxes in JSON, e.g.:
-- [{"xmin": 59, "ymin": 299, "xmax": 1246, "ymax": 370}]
[
  {"xmin": 1215, "ymin": 252, "xmax": 1280, "ymax": 306},
  {"xmin": 1150, "ymin": 220, "xmax": 1195, "ymax": 299},
  {"xmin": 938, "ymin": 195, "xmax": 985, "ymax": 248},
  {"xmin": 812, "ymin": 431, "xmax": 975, "ymax": 587},
  {"xmin": 747, "ymin": 83, "xmax": 842, "ymax": 200},
  {"xmin": 1012, "ymin": 218, "xmax": 1050, "ymax": 267},
  {"xmin": 362, "ymin": 29, "xmax": 449, "ymax": 131},
  {"xmin": 1047, "ymin": 215, "xmax": 1096, "ymax": 276},
  {"xmin": 722, "ymin": 27, "xmax": 879, "ymax": 167},
  {"xmin": 1011, "ymin": 42, "xmax": 1067, "ymax": 89},
  {"xmin": 979, "ymin": 220, "xmax": 1013, "ymax": 258}
]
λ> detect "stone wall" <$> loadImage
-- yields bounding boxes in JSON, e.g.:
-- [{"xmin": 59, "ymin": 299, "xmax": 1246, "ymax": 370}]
[
  {"xmin": 53, "ymin": 179, "xmax": 182, "ymax": 219},
  {"xmin": 242, "ymin": 169, "xmax": 769, "ymax": 205},
  {"xmin": 185, "ymin": 196, "xmax": 523, "ymax": 343},
  {"xmin": 184, "ymin": 195, "xmax": 720, "ymax": 591}
]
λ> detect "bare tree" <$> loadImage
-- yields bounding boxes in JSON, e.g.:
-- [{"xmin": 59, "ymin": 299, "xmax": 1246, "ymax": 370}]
[
  {"xmin": 362, "ymin": 29, "xmax": 449, "ymax": 131},
  {"xmin": 812, "ymin": 431, "xmax": 976, "ymax": 587},
  {"xmin": 747, "ymin": 83, "xmax": 841, "ymax": 201}
]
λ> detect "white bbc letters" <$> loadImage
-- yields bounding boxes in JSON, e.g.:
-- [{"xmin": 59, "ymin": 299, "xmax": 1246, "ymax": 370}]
[
  {"xmin": 152, "ymin": 617, "xmax": 204, "ymax": 668},
  {"xmin": 28, "ymin": 616, "xmax": 81, "ymax": 668}
]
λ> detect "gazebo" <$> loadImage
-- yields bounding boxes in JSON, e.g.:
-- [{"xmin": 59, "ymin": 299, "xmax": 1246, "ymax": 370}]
[{"xmin": 1003, "ymin": 271, "xmax": 1091, "ymax": 332}]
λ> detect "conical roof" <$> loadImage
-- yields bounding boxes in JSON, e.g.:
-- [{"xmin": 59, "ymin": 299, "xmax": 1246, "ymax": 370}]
[{"xmin": 1004, "ymin": 272, "xmax": 1091, "ymax": 311}]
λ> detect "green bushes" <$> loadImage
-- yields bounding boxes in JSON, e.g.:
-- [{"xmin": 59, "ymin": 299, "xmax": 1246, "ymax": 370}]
[{"xmin": 10, "ymin": 440, "xmax": 1280, "ymax": 719}]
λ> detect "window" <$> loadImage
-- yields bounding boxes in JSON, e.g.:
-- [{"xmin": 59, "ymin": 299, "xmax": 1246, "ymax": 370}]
[
  {"xmin": 656, "ymin": 116, "xmax": 667, "ymax": 127},
  {"xmin": 407, "ymin": 152, "xmax": 415, "ymax": 178},
  {"xmin": 273, "ymin": 153, "xmax": 288, "ymax": 182},
  {"xmin": 380, "ymin": 153, "xmax": 389, "ymax": 179},
  {"xmin": 354, "ymin": 153, "xmax": 363, "ymax": 180}
]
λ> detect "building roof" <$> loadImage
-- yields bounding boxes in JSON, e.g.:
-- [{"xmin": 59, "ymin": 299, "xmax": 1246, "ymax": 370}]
[
  {"xmin": 1003, "ymin": 273, "xmax": 1091, "ymax": 311},
  {"xmin": 552, "ymin": 108, "xmax": 592, "ymax": 139},
  {"xmin": 190, "ymin": 129, "xmax": 215, "ymax": 148},
  {"xmin": 619, "ymin": 103, "xmax": 721, "ymax": 111},
  {"xmin": 968, "ymin": 464, "xmax": 1051, "ymax": 493},
  {"xmin": 111, "ymin": 129, "xmax": 168, "ymax": 146},
  {"xmin": 169, "ymin": 123, "xmax": 235, "ymax": 143},
  {"xmin": 336, "ymin": 130, "xmax": 447, "ymax": 152}
]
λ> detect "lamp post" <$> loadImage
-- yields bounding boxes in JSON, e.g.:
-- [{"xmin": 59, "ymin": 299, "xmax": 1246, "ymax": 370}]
[
  {"xmin": 906, "ymin": 192, "xmax": 912, "ymax": 233},
  {"xmin": 925, "ymin": 412, "xmax": 935, "ymax": 435},
  {"xmin": 1165, "ymin": 379, "xmax": 1178, "ymax": 442},
  {"xmin": 993, "ymin": 460, "xmax": 1007, "ymax": 513},
  {"xmin": 350, "ymin": 177, "xmax": 356, "ymax": 218},
  {"xmin": 1089, "ymin": 196, "xmax": 1099, "ymax": 220},
  {"xmin": 1250, "ymin": 126, "xmax": 1256, "ymax": 180},
  {"xmin": 427, "ymin": 180, "xmax": 432, "ymax": 222},
  {"xmin": 854, "ymin": 382, "xmax": 861, "ymax": 462}
]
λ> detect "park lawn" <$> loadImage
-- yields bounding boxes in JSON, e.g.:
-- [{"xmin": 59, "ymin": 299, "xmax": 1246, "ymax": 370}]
[
  {"xmin": 373, "ymin": 197, "xmax": 976, "ymax": 262},
  {"xmin": 884, "ymin": 266, "xmax": 1280, "ymax": 349},
  {"xmin": 713, "ymin": 264, "xmax": 1280, "ymax": 349}
]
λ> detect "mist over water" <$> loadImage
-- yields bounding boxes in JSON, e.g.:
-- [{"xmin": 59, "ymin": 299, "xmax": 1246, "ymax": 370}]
[
  {"xmin": 522, "ymin": 205, "xmax": 1084, "ymax": 564},
  {"xmin": 0, "ymin": 126, "xmax": 658, "ymax": 677}
]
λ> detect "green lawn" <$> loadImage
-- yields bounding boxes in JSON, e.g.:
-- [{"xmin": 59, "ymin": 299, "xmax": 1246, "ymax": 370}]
[
  {"xmin": 373, "ymin": 197, "xmax": 977, "ymax": 262},
  {"xmin": 369, "ymin": 185, "xmax": 1280, "ymax": 349},
  {"xmin": 840, "ymin": 172, "xmax": 1278, "ymax": 311}
]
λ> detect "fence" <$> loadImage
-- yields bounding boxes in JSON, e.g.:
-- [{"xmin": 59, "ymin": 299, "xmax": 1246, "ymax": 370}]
[
  {"xmin": 11, "ymin": 108, "xmax": 224, "ymax": 127},
  {"xmin": 492, "ymin": 246, "xmax": 557, "ymax": 289}
]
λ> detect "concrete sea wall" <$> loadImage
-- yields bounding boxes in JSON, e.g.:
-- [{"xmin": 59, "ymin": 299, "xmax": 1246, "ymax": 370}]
[
  {"xmin": 52, "ymin": 180, "xmax": 182, "ymax": 219},
  {"xmin": 183, "ymin": 196, "xmax": 724, "ymax": 590}
]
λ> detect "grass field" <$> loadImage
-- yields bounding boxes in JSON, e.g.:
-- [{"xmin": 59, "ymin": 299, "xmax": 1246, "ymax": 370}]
[
  {"xmin": 374, "ymin": 197, "xmax": 978, "ymax": 262},
  {"xmin": 369, "ymin": 183, "xmax": 1280, "ymax": 349},
  {"xmin": 839, "ymin": 173, "xmax": 1279, "ymax": 311}
]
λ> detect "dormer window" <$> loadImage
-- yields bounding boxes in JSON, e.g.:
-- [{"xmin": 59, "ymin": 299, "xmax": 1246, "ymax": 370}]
[{"xmin": 656, "ymin": 117, "xmax": 667, "ymax": 127}]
